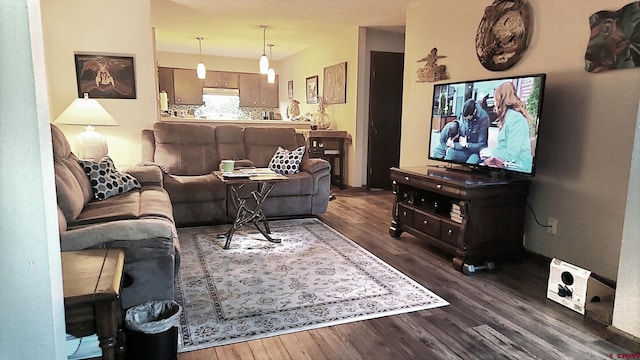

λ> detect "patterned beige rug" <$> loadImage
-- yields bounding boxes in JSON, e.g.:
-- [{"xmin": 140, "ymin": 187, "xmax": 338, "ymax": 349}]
[{"xmin": 175, "ymin": 218, "xmax": 448, "ymax": 353}]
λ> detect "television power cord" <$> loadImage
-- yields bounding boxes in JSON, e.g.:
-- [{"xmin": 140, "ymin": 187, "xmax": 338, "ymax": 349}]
[{"xmin": 526, "ymin": 203, "xmax": 553, "ymax": 229}]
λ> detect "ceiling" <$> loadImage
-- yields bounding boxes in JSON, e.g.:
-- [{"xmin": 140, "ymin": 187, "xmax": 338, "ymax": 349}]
[{"xmin": 151, "ymin": 0, "xmax": 413, "ymax": 60}]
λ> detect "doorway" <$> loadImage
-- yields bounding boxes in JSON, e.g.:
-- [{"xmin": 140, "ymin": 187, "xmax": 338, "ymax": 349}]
[{"xmin": 367, "ymin": 51, "xmax": 404, "ymax": 190}]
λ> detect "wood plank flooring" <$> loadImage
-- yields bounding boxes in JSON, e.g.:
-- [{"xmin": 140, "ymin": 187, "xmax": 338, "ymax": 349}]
[{"xmin": 178, "ymin": 189, "xmax": 629, "ymax": 360}]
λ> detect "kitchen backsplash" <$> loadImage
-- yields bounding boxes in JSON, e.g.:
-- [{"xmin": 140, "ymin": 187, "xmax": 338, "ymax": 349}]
[{"xmin": 167, "ymin": 104, "xmax": 280, "ymax": 120}]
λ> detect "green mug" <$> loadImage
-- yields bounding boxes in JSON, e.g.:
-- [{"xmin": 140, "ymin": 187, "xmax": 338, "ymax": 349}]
[{"xmin": 220, "ymin": 160, "xmax": 235, "ymax": 173}]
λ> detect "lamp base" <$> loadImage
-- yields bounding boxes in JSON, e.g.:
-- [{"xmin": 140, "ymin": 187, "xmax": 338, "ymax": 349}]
[{"xmin": 76, "ymin": 126, "xmax": 108, "ymax": 161}]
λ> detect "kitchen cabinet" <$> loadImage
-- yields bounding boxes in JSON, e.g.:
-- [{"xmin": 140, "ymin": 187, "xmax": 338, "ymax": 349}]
[
  {"xmin": 204, "ymin": 71, "xmax": 239, "ymax": 88},
  {"xmin": 157, "ymin": 67, "xmax": 175, "ymax": 105},
  {"xmin": 172, "ymin": 68, "xmax": 203, "ymax": 105},
  {"xmin": 239, "ymin": 73, "xmax": 279, "ymax": 108}
]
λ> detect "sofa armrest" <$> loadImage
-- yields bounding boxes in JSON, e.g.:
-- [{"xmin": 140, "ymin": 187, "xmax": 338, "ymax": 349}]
[
  {"xmin": 300, "ymin": 158, "xmax": 331, "ymax": 175},
  {"xmin": 234, "ymin": 159, "xmax": 256, "ymax": 169},
  {"xmin": 59, "ymin": 218, "xmax": 176, "ymax": 251},
  {"xmin": 125, "ymin": 162, "xmax": 166, "ymax": 186}
]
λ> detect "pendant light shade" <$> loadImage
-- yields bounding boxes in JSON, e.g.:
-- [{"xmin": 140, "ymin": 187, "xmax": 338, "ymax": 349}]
[
  {"xmin": 259, "ymin": 26, "xmax": 269, "ymax": 74},
  {"xmin": 197, "ymin": 62, "xmax": 206, "ymax": 79},
  {"xmin": 196, "ymin": 37, "xmax": 206, "ymax": 79},
  {"xmin": 267, "ymin": 44, "xmax": 276, "ymax": 84}
]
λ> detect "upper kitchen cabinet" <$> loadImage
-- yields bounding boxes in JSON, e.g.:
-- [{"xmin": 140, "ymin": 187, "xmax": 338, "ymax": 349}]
[
  {"xmin": 204, "ymin": 71, "xmax": 239, "ymax": 89},
  {"xmin": 172, "ymin": 68, "xmax": 203, "ymax": 105},
  {"xmin": 157, "ymin": 67, "xmax": 175, "ymax": 105},
  {"xmin": 239, "ymin": 73, "xmax": 279, "ymax": 108}
]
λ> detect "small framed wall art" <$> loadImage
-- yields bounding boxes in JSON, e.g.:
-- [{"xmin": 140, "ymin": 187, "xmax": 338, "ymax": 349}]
[
  {"xmin": 74, "ymin": 53, "xmax": 137, "ymax": 99},
  {"xmin": 323, "ymin": 61, "xmax": 347, "ymax": 104},
  {"xmin": 287, "ymin": 80, "xmax": 294, "ymax": 99},
  {"xmin": 306, "ymin": 75, "xmax": 319, "ymax": 104}
]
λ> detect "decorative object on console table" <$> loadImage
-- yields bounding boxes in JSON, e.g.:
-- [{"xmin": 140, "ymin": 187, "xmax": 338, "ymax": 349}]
[
  {"xmin": 308, "ymin": 130, "xmax": 351, "ymax": 190},
  {"xmin": 306, "ymin": 75, "xmax": 318, "ymax": 104},
  {"xmin": 74, "ymin": 53, "xmax": 136, "ymax": 99},
  {"xmin": 312, "ymin": 96, "xmax": 334, "ymax": 130},
  {"xmin": 63, "ymin": 248, "xmax": 126, "ymax": 360},
  {"xmin": 389, "ymin": 166, "xmax": 530, "ymax": 273},
  {"xmin": 54, "ymin": 93, "xmax": 119, "ymax": 161}
]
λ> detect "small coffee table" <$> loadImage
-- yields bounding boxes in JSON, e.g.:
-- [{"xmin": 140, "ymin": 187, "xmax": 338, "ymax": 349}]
[{"xmin": 215, "ymin": 169, "xmax": 289, "ymax": 249}]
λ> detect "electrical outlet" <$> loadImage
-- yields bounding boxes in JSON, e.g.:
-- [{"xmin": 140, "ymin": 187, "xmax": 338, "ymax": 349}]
[{"xmin": 548, "ymin": 218, "xmax": 558, "ymax": 234}]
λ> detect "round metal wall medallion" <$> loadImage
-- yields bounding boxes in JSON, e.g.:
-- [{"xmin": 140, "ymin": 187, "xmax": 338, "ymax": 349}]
[{"xmin": 475, "ymin": 0, "xmax": 533, "ymax": 71}]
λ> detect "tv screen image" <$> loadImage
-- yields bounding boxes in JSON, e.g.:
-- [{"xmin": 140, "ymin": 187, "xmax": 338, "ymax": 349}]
[{"xmin": 428, "ymin": 74, "xmax": 546, "ymax": 176}]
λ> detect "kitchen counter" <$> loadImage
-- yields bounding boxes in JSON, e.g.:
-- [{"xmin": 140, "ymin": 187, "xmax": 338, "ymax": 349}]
[{"xmin": 159, "ymin": 116, "xmax": 315, "ymax": 131}]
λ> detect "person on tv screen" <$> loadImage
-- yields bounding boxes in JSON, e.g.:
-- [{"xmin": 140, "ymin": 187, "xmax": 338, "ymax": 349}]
[
  {"xmin": 432, "ymin": 120, "xmax": 460, "ymax": 159},
  {"xmin": 481, "ymin": 81, "xmax": 533, "ymax": 173},
  {"xmin": 445, "ymin": 99, "xmax": 489, "ymax": 164}
]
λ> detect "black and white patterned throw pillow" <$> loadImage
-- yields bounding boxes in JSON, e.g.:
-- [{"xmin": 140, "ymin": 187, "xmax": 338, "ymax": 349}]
[
  {"xmin": 268, "ymin": 146, "xmax": 305, "ymax": 175},
  {"xmin": 78, "ymin": 156, "xmax": 141, "ymax": 200}
]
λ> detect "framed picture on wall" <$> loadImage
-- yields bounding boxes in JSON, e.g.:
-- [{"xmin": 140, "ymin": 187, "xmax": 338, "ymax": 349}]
[
  {"xmin": 74, "ymin": 53, "xmax": 137, "ymax": 99},
  {"xmin": 323, "ymin": 61, "xmax": 347, "ymax": 104},
  {"xmin": 287, "ymin": 80, "xmax": 294, "ymax": 99},
  {"xmin": 306, "ymin": 75, "xmax": 318, "ymax": 104}
]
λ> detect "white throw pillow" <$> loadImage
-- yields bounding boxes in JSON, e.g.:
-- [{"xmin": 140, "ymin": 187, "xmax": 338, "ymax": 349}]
[
  {"xmin": 78, "ymin": 156, "xmax": 141, "ymax": 200},
  {"xmin": 269, "ymin": 146, "xmax": 305, "ymax": 175}
]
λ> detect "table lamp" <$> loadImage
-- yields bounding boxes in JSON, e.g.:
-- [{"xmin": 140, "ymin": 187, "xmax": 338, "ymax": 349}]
[{"xmin": 55, "ymin": 93, "xmax": 118, "ymax": 160}]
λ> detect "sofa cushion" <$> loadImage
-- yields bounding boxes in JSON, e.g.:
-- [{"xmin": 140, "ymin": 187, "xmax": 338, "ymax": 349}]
[
  {"xmin": 215, "ymin": 125, "xmax": 247, "ymax": 161},
  {"xmin": 163, "ymin": 174, "xmax": 227, "ymax": 203},
  {"xmin": 69, "ymin": 185, "xmax": 173, "ymax": 227},
  {"xmin": 243, "ymin": 127, "xmax": 300, "ymax": 167},
  {"xmin": 79, "ymin": 157, "xmax": 141, "ymax": 200},
  {"xmin": 51, "ymin": 124, "xmax": 94, "ymax": 204},
  {"xmin": 269, "ymin": 146, "xmax": 305, "ymax": 174},
  {"xmin": 153, "ymin": 122, "xmax": 219, "ymax": 175},
  {"xmin": 55, "ymin": 160, "xmax": 87, "ymax": 222}
]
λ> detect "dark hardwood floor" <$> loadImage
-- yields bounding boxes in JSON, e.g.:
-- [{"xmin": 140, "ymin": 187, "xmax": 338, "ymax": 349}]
[{"xmin": 178, "ymin": 189, "xmax": 629, "ymax": 360}]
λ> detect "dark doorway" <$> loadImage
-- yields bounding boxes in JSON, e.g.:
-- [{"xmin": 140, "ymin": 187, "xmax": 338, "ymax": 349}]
[{"xmin": 367, "ymin": 51, "xmax": 404, "ymax": 190}]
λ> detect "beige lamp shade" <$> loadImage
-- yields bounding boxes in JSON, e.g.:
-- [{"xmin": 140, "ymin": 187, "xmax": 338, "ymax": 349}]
[
  {"xmin": 54, "ymin": 94, "xmax": 118, "ymax": 160},
  {"xmin": 55, "ymin": 94, "xmax": 118, "ymax": 126}
]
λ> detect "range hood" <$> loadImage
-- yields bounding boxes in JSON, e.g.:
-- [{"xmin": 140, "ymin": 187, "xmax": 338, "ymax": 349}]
[{"xmin": 203, "ymin": 87, "xmax": 239, "ymax": 96}]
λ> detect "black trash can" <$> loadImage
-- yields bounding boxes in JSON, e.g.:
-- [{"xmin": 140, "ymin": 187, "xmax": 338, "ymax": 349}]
[{"xmin": 124, "ymin": 300, "xmax": 181, "ymax": 360}]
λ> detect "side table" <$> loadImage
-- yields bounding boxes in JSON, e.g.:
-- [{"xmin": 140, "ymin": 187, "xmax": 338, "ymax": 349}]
[
  {"xmin": 63, "ymin": 248, "xmax": 126, "ymax": 360},
  {"xmin": 307, "ymin": 130, "xmax": 351, "ymax": 189},
  {"xmin": 214, "ymin": 170, "xmax": 289, "ymax": 249}
]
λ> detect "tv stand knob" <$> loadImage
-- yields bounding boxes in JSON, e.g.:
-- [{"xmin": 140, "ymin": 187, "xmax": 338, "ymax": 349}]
[
  {"xmin": 405, "ymin": 176, "xmax": 410, "ymax": 181},
  {"xmin": 437, "ymin": 184, "xmax": 442, "ymax": 189}
]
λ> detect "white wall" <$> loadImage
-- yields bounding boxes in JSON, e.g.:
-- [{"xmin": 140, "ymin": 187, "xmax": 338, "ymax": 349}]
[
  {"xmin": 0, "ymin": 0, "xmax": 67, "ymax": 358},
  {"xmin": 279, "ymin": 29, "xmax": 360, "ymax": 186},
  {"xmin": 613, "ymin": 96, "xmax": 640, "ymax": 338},
  {"xmin": 402, "ymin": 0, "xmax": 640, "ymax": 281},
  {"xmin": 356, "ymin": 28, "xmax": 405, "ymax": 185},
  {"xmin": 157, "ymin": 51, "xmax": 269, "ymax": 73},
  {"xmin": 41, "ymin": 0, "xmax": 158, "ymax": 167}
]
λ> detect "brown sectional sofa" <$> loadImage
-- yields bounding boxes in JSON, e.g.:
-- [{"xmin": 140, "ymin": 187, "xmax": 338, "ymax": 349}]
[
  {"xmin": 52, "ymin": 124, "xmax": 179, "ymax": 309},
  {"xmin": 141, "ymin": 122, "xmax": 332, "ymax": 226}
]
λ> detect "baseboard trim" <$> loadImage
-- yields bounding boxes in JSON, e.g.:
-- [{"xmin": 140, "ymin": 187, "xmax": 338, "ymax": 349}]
[{"xmin": 606, "ymin": 326, "xmax": 640, "ymax": 353}]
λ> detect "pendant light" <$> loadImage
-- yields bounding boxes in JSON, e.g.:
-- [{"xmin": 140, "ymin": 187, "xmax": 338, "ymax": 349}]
[
  {"xmin": 259, "ymin": 26, "xmax": 269, "ymax": 74},
  {"xmin": 196, "ymin": 37, "xmax": 206, "ymax": 79},
  {"xmin": 267, "ymin": 44, "xmax": 276, "ymax": 84}
]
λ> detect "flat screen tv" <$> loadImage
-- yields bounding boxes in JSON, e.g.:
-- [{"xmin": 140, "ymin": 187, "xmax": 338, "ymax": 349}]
[{"xmin": 427, "ymin": 73, "xmax": 546, "ymax": 176}]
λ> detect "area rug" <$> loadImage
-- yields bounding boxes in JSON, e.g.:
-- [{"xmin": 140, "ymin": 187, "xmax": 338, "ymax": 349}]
[{"xmin": 175, "ymin": 218, "xmax": 449, "ymax": 353}]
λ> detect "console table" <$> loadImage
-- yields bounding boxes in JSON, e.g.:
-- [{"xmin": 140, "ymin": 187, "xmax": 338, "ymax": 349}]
[
  {"xmin": 389, "ymin": 166, "xmax": 530, "ymax": 272},
  {"xmin": 62, "ymin": 248, "xmax": 125, "ymax": 360},
  {"xmin": 307, "ymin": 130, "xmax": 351, "ymax": 189}
]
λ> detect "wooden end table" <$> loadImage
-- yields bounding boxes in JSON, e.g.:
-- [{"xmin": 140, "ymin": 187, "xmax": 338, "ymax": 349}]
[
  {"xmin": 62, "ymin": 248, "xmax": 126, "ymax": 360},
  {"xmin": 214, "ymin": 169, "xmax": 288, "ymax": 249}
]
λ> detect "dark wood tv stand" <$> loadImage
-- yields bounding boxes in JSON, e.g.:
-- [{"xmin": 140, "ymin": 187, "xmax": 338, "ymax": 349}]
[{"xmin": 389, "ymin": 166, "xmax": 530, "ymax": 273}]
